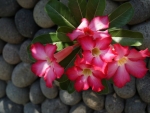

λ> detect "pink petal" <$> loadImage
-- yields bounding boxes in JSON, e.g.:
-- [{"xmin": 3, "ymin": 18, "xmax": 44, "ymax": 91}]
[
  {"xmin": 66, "ymin": 67, "xmax": 80, "ymax": 81},
  {"xmin": 106, "ymin": 62, "xmax": 118, "ymax": 79},
  {"xmin": 53, "ymin": 62, "xmax": 64, "ymax": 78},
  {"xmin": 127, "ymin": 49, "xmax": 144, "ymax": 60},
  {"xmin": 77, "ymin": 18, "xmax": 89, "ymax": 29},
  {"xmin": 92, "ymin": 69, "xmax": 106, "ymax": 79},
  {"xmin": 89, "ymin": 16, "xmax": 109, "ymax": 31},
  {"xmin": 125, "ymin": 60, "xmax": 148, "ymax": 78},
  {"xmin": 67, "ymin": 29, "xmax": 84, "ymax": 41},
  {"xmin": 30, "ymin": 43, "xmax": 47, "ymax": 60},
  {"xmin": 45, "ymin": 44, "xmax": 57, "ymax": 59},
  {"xmin": 139, "ymin": 48, "xmax": 150, "ymax": 58},
  {"xmin": 93, "ymin": 30, "xmax": 111, "ymax": 39},
  {"xmin": 31, "ymin": 61, "xmax": 49, "ymax": 77},
  {"xmin": 82, "ymin": 51, "xmax": 93, "ymax": 63}
]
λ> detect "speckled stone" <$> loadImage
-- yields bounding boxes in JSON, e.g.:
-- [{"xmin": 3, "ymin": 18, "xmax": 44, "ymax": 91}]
[
  {"xmin": 0, "ymin": 0, "xmax": 20, "ymax": 17},
  {"xmin": 41, "ymin": 98, "xmax": 69, "ymax": 113},
  {"xmin": 3, "ymin": 43, "xmax": 21, "ymax": 64},
  {"xmin": 82, "ymin": 90, "xmax": 105, "ymax": 111},
  {"xmin": 0, "ymin": 80, "xmax": 6, "ymax": 98},
  {"xmin": 24, "ymin": 102, "xmax": 41, "ymax": 113},
  {"xmin": 33, "ymin": 0, "xmax": 55, "ymax": 28},
  {"xmin": 16, "ymin": 0, "xmax": 39, "ymax": 9},
  {"xmin": 0, "ymin": 39, "xmax": 5, "ymax": 54},
  {"xmin": 6, "ymin": 81, "xmax": 29, "ymax": 105},
  {"xmin": 0, "ymin": 18, "xmax": 24, "ymax": 44},
  {"xmin": 15, "ymin": 9, "xmax": 39, "ymax": 38},
  {"xmin": 12, "ymin": 62, "xmax": 37, "ymax": 88}
]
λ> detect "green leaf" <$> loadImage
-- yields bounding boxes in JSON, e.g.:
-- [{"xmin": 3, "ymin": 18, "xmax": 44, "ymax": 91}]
[
  {"xmin": 109, "ymin": 29, "xmax": 143, "ymax": 46},
  {"xmin": 57, "ymin": 26, "xmax": 74, "ymax": 33},
  {"xmin": 86, "ymin": 0, "xmax": 105, "ymax": 21},
  {"xmin": 109, "ymin": 2, "xmax": 134, "ymax": 28},
  {"xmin": 68, "ymin": 0, "xmax": 87, "ymax": 24},
  {"xmin": 27, "ymin": 44, "xmax": 36, "ymax": 62},
  {"xmin": 45, "ymin": 0, "xmax": 78, "ymax": 28}
]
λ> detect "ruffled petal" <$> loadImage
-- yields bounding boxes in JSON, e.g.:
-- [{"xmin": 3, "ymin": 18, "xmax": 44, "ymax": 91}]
[
  {"xmin": 45, "ymin": 44, "xmax": 57, "ymax": 59},
  {"xmin": 127, "ymin": 49, "xmax": 144, "ymax": 60},
  {"xmin": 89, "ymin": 16, "xmax": 109, "ymax": 31},
  {"xmin": 77, "ymin": 18, "xmax": 89, "ymax": 29},
  {"xmin": 67, "ymin": 29, "xmax": 84, "ymax": 41},
  {"xmin": 53, "ymin": 62, "xmax": 64, "ymax": 78},
  {"xmin": 106, "ymin": 62, "xmax": 118, "ymax": 79},
  {"xmin": 93, "ymin": 30, "xmax": 111, "ymax": 39},
  {"xmin": 139, "ymin": 48, "xmax": 150, "ymax": 58},
  {"xmin": 66, "ymin": 67, "xmax": 80, "ymax": 81}
]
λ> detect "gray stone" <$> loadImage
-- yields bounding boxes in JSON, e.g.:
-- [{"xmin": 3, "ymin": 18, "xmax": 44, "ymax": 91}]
[
  {"xmin": 29, "ymin": 80, "xmax": 45, "ymax": 104},
  {"xmin": 69, "ymin": 102, "xmax": 93, "ymax": 113},
  {"xmin": 12, "ymin": 62, "xmax": 37, "ymax": 88},
  {"xmin": 147, "ymin": 104, "xmax": 150, "ymax": 113},
  {"xmin": 59, "ymin": 90, "xmax": 81, "ymax": 105},
  {"xmin": 24, "ymin": 102, "xmax": 41, "ymax": 113},
  {"xmin": 0, "ymin": 0, "xmax": 20, "ymax": 17},
  {"xmin": 0, "ymin": 80, "xmax": 6, "ymax": 98},
  {"xmin": 82, "ymin": 90, "xmax": 105, "ymax": 111},
  {"xmin": 0, "ymin": 97, "xmax": 23, "ymax": 113},
  {"xmin": 105, "ymin": 93, "xmax": 124, "ymax": 113},
  {"xmin": 60, "ymin": 0, "xmax": 68, "ymax": 6},
  {"xmin": 33, "ymin": 0, "xmax": 55, "ymax": 28},
  {"xmin": 94, "ymin": 110, "xmax": 108, "ymax": 113},
  {"xmin": 136, "ymin": 73, "xmax": 150, "ymax": 103},
  {"xmin": 40, "ymin": 78, "xmax": 58, "ymax": 99},
  {"xmin": 0, "ymin": 56, "xmax": 14, "ymax": 81},
  {"xmin": 0, "ymin": 18, "xmax": 24, "ymax": 44},
  {"xmin": 0, "ymin": 39, "xmax": 5, "ymax": 54},
  {"xmin": 6, "ymin": 81, "xmax": 29, "ymax": 105},
  {"xmin": 128, "ymin": 0, "xmax": 150, "ymax": 25},
  {"xmin": 113, "ymin": 76, "xmax": 136, "ymax": 99},
  {"xmin": 125, "ymin": 95, "xmax": 146, "ymax": 113},
  {"xmin": 113, "ymin": 0, "xmax": 128, "ymax": 1},
  {"xmin": 3, "ymin": 43, "xmax": 21, "ymax": 64},
  {"xmin": 41, "ymin": 98, "xmax": 69, "ymax": 113},
  {"xmin": 16, "ymin": 0, "xmax": 39, "ymax": 9},
  {"xmin": 15, "ymin": 9, "xmax": 39, "ymax": 38}
]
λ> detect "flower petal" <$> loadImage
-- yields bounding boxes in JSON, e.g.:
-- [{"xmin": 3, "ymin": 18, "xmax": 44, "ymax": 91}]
[
  {"xmin": 82, "ymin": 51, "xmax": 93, "ymax": 63},
  {"xmin": 139, "ymin": 48, "xmax": 150, "ymax": 58},
  {"xmin": 45, "ymin": 44, "xmax": 57, "ymax": 59},
  {"xmin": 67, "ymin": 29, "xmax": 84, "ymax": 41},
  {"xmin": 93, "ymin": 30, "xmax": 111, "ymax": 39},
  {"xmin": 53, "ymin": 62, "xmax": 64, "ymax": 78},
  {"xmin": 77, "ymin": 18, "xmax": 89, "ymax": 29},
  {"xmin": 106, "ymin": 62, "xmax": 118, "ymax": 79},
  {"xmin": 66, "ymin": 67, "xmax": 80, "ymax": 81}
]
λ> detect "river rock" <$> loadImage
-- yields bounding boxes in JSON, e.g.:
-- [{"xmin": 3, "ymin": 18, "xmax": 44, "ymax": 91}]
[
  {"xmin": 6, "ymin": 81, "xmax": 29, "ymax": 105},
  {"xmin": 29, "ymin": 80, "xmax": 45, "ymax": 104},
  {"xmin": 105, "ymin": 93, "xmax": 124, "ymax": 113},
  {"xmin": 0, "ymin": 56, "xmax": 14, "ymax": 81},
  {"xmin": 33, "ymin": 0, "xmax": 55, "ymax": 28},
  {"xmin": 15, "ymin": 9, "xmax": 39, "ymax": 38},
  {"xmin": 0, "ymin": 80, "xmax": 6, "ymax": 98},
  {"xmin": 0, "ymin": 39, "xmax": 5, "ymax": 54},
  {"xmin": 0, "ymin": 0, "xmax": 20, "ymax": 17},
  {"xmin": 24, "ymin": 102, "xmax": 41, "ymax": 113},
  {"xmin": 82, "ymin": 89, "xmax": 105, "ymax": 111},
  {"xmin": 94, "ymin": 110, "xmax": 108, "ymax": 113},
  {"xmin": 12, "ymin": 62, "xmax": 37, "ymax": 88},
  {"xmin": 0, "ymin": 18, "xmax": 24, "ymax": 44},
  {"xmin": 3, "ymin": 43, "xmax": 21, "ymax": 64},
  {"xmin": 16, "ymin": 0, "xmax": 39, "ymax": 9},
  {"xmin": 41, "ymin": 98, "xmax": 69, "ymax": 113}
]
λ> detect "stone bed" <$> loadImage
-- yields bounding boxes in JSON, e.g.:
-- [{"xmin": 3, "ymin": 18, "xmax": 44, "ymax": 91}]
[{"xmin": 0, "ymin": 0, "xmax": 150, "ymax": 113}]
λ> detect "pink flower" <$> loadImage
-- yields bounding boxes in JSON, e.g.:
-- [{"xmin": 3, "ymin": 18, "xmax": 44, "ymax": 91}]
[
  {"xmin": 106, "ymin": 44, "xmax": 150, "ymax": 88},
  {"xmin": 66, "ymin": 55, "xmax": 105, "ymax": 92},
  {"xmin": 67, "ymin": 16, "xmax": 110, "ymax": 40}
]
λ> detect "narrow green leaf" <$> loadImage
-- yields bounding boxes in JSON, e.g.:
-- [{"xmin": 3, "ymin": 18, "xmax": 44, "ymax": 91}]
[
  {"xmin": 109, "ymin": 29, "xmax": 143, "ymax": 46},
  {"xmin": 45, "ymin": 0, "xmax": 78, "ymax": 28},
  {"xmin": 86, "ymin": 0, "xmax": 105, "ymax": 21},
  {"xmin": 57, "ymin": 26, "xmax": 74, "ymax": 33},
  {"xmin": 68, "ymin": 0, "xmax": 87, "ymax": 24},
  {"xmin": 109, "ymin": 2, "xmax": 134, "ymax": 28}
]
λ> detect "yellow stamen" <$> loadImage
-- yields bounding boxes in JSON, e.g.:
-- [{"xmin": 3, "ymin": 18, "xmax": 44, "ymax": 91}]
[
  {"xmin": 92, "ymin": 48, "xmax": 100, "ymax": 57},
  {"xmin": 117, "ymin": 57, "xmax": 128, "ymax": 66},
  {"xmin": 46, "ymin": 57, "xmax": 51, "ymax": 65},
  {"xmin": 83, "ymin": 68, "xmax": 92, "ymax": 76}
]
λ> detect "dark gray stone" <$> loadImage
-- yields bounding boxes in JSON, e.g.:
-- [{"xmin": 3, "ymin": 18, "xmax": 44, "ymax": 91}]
[
  {"xmin": 0, "ymin": 56, "xmax": 14, "ymax": 81},
  {"xmin": 0, "ymin": 0, "xmax": 20, "ymax": 17},
  {"xmin": 16, "ymin": 0, "xmax": 39, "ymax": 9},
  {"xmin": 0, "ymin": 18, "xmax": 24, "ymax": 44},
  {"xmin": 94, "ymin": 110, "xmax": 108, "ymax": 113},
  {"xmin": 41, "ymin": 98, "xmax": 69, "ymax": 113},
  {"xmin": 6, "ymin": 81, "xmax": 29, "ymax": 105},
  {"xmin": 82, "ymin": 90, "xmax": 105, "ymax": 111},
  {"xmin": 0, "ymin": 39, "xmax": 5, "ymax": 54},
  {"xmin": 147, "ymin": 104, "xmax": 150, "ymax": 113},
  {"xmin": 125, "ymin": 95, "xmax": 146, "ymax": 113},
  {"xmin": 15, "ymin": 9, "xmax": 39, "ymax": 38},
  {"xmin": 0, "ymin": 80, "xmax": 6, "ymax": 98},
  {"xmin": 60, "ymin": 0, "xmax": 68, "ymax": 6},
  {"xmin": 29, "ymin": 80, "xmax": 45, "ymax": 104},
  {"xmin": 24, "ymin": 102, "xmax": 41, "ymax": 113},
  {"xmin": 0, "ymin": 97, "xmax": 23, "ymax": 113},
  {"xmin": 105, "ymin": 93, "xmax": 124, "ymax": 113},
  {"xmin": 59, "ymin": 90, "xmax": 81, "ymax": 105},
  {"xmin": 113, "ymin": 0, "xmax": 128, "ymax": 1},
  {"xmin": 12, "ymin": 62, "xmax": 37, "ymax": 88},
  {"xmin": 3, "ymin": 43, "xmax": 21, "ymax": 64}
]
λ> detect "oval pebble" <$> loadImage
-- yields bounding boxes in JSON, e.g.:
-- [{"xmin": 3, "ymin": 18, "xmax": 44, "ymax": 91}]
[
  {"xmin": 24, "ymin": 102, "xmax": 41, "ymax": 113},
  {"xmin": 16, "ymin": 0, "xmax": 39, "ymax": 9}
]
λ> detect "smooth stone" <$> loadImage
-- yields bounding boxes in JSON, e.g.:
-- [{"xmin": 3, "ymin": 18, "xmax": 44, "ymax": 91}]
[
  {"xmin": 113, "ymin": 0, "xmax": 128, "ymax": 1},
  {"xmin": 6, "ymin": 81, "xmax": 29, "ymax": 105},
  {"xmin": 0, "ymin": 0, "xmax": 20, "ymax": 17},
  {"xmin": 113, "ymin": 76, "xmax": 136, "ymax": 99},
  {"xmin": 136, "ymin": 73, "xmax": 150, "ymax": 103},
  {"xmin": 29, "ymin": 80, "xmax": 45, "ymax": 104},
  {"xmin": 0, "ymin": 80, "xmax": 6, "ymax": 98},
  {"xmin": 33, "ymin": 0, "xmax": 55, "ymax": 28},
  {"xmin": 0, "ymin": 39, "xmax": 5, "ymax": 54},
  {"xmin": 24, "ymin": 102, "xmax": 41, "ymax": 113},
  {"xmin": 40, "ymin": 78, "xmax": 58, "ymax": 99},
  {"xmin": 105, "ymin": 93, "xmax": 124, "ymax": 113},
  {"xmin": 125, "ymin": 95, "xmax": 146, "ymax": 113},
  {"xmin": 0, "ymin": 97, "xmax": 23, "ymax": 113},
  {"xmin": 59, "ymin": 90, "xmax": 81, "ymax": 106},
  {"xmin": 3, "ymin": 43, "xmax": 21, "ymax": 64},
  {"xmin": 19, "ymin": 39, "xmax": 32, "ymax": 63},
  {"xmin": 128, "ymin": 0, "xmax": 150, "ymax": 25},
  {"xmin": 0, "ymin": 18, "xmax": 24, "ymax": 44},
  {"xmin": 60, "ymin": 0, "xmax": 68, "ymax": 6},
  {"xmin": 16, "ymin": 0, "xmax": 39, "ymax": 9},
  {"xmin": 82, "ymin": 90, "xmax": 105, "ymax": 111},
  {"xmin": 147, "ymin": 104, "xmax": 150, "ymax": 113},
  {"xmin": 94, "ymin": 110, "xmax": 108, "ymax": 113},
  {"xmin": 69, "ymin": 102, "xmax": 93, "ymax": 113},
  {"xmin": 15, "ymin": 8, "xmax": 39, "ymax": 38},
  {"xmin": 12, "ymin": 62, "xmax": 37, "ymax": 88},
  {"xmin": 0, "ymin": 56, "xmax": 14, "ymax": 81},
  {"xmin": 41, "ymin": 98, "xmax": 69, "ymax": 113}
]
